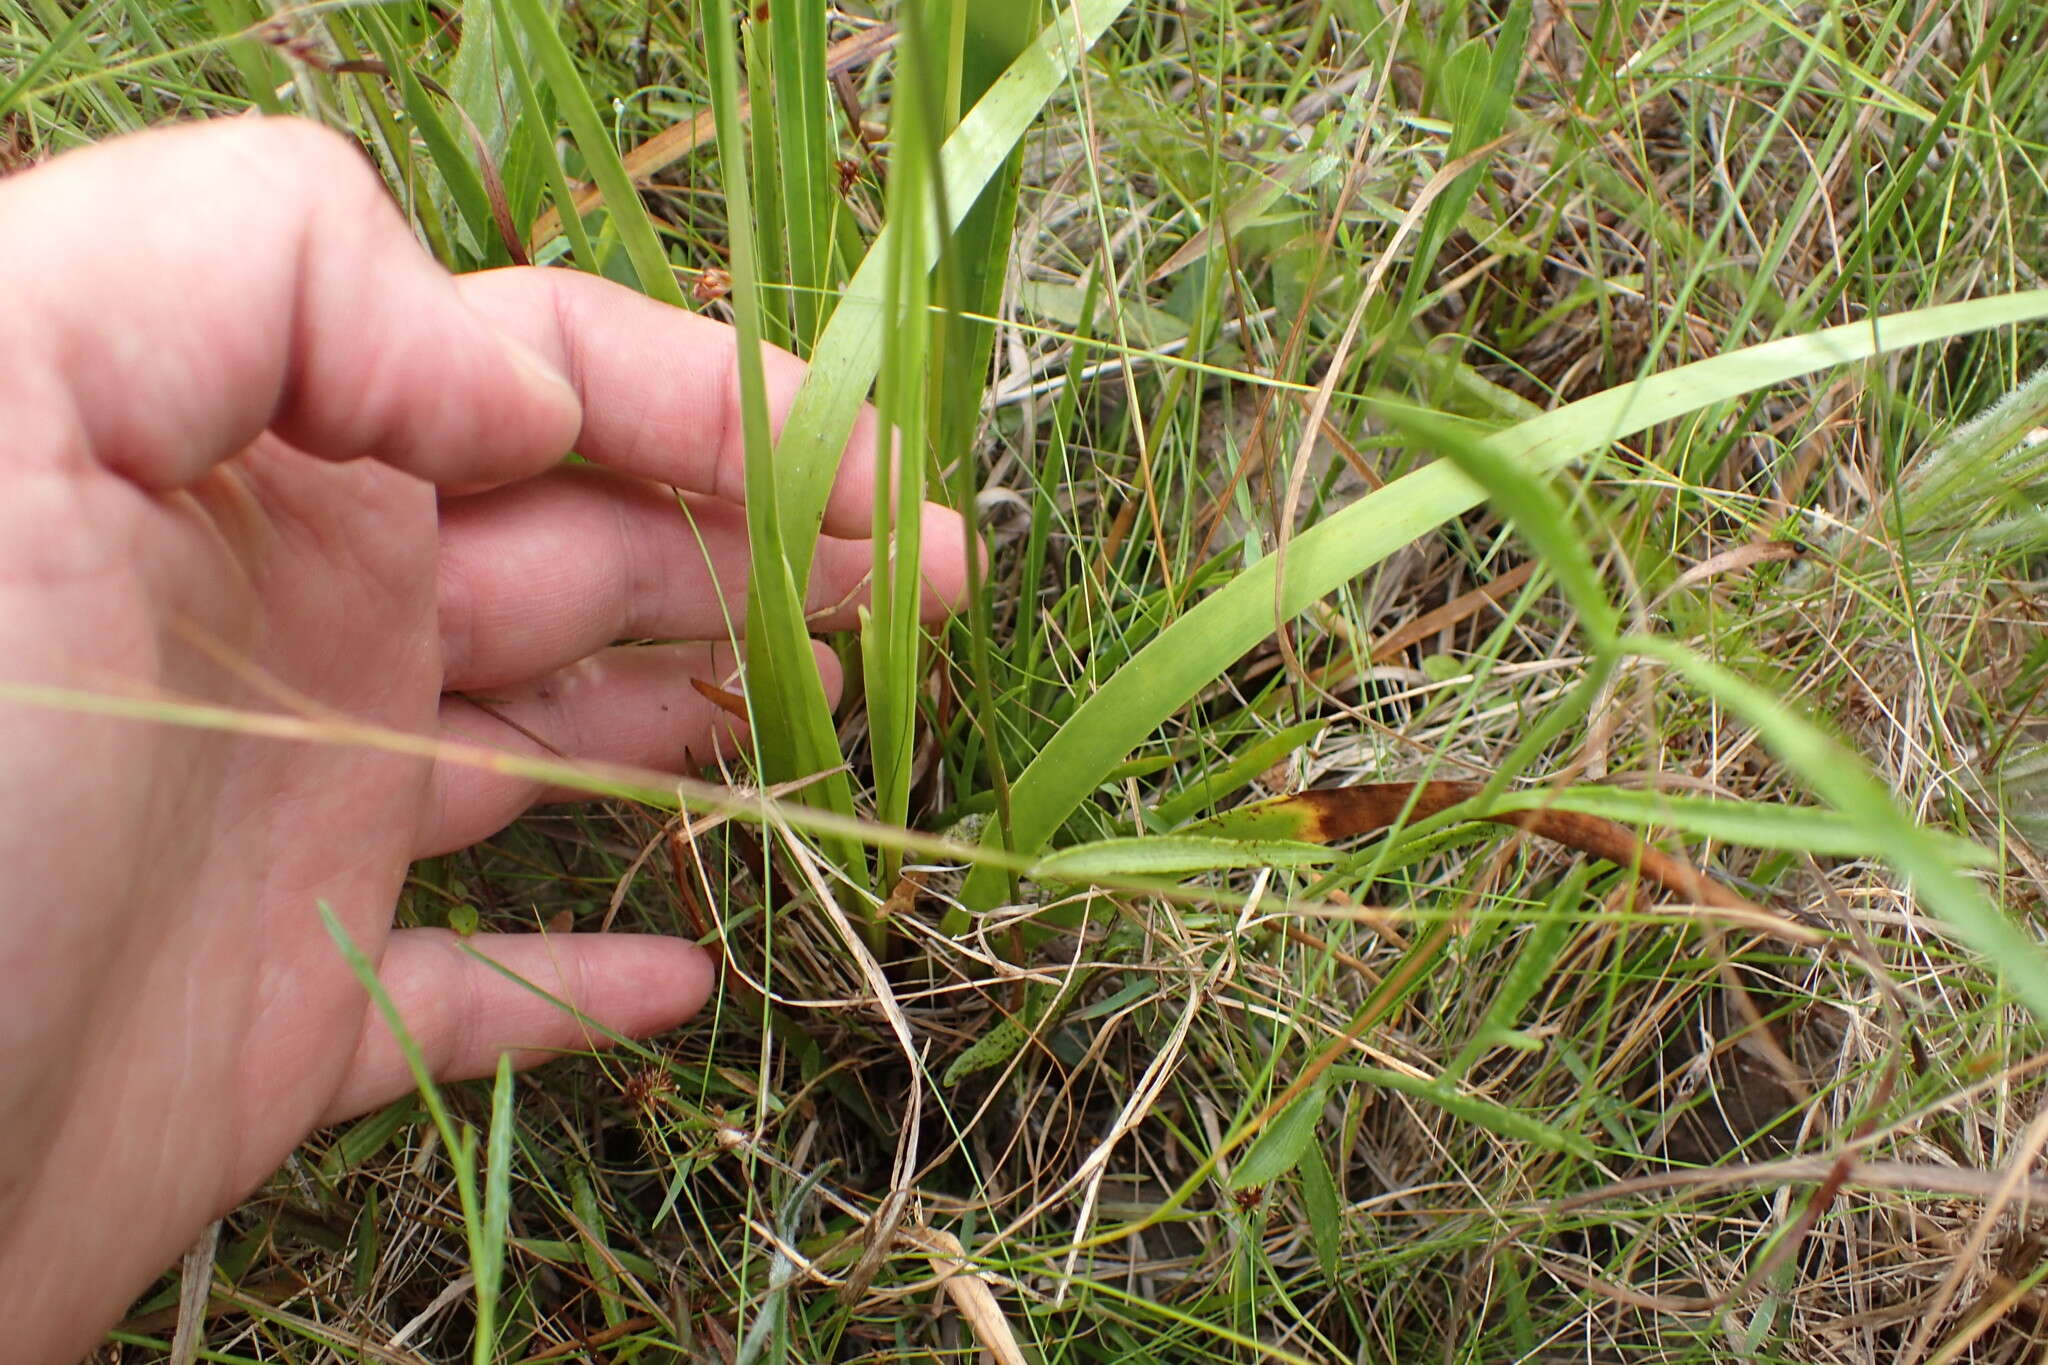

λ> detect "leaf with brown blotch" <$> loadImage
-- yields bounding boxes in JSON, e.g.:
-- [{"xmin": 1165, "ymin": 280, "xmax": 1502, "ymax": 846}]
[{"xmin": 1190, "ymin": 781, "xmax": 1763, "ymax": 916}]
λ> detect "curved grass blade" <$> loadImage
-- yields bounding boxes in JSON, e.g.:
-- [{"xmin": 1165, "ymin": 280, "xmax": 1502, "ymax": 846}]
[
  {"xmin": 1329, "ymin": 1065, "xmax": 1596, "ymax": 1159},
  {"xmin": 1489, "ymin": 786, "xmax": 1996, "ymax": 867},
  {"xmin": 958, "ymin": 291, "xmax": 2048, "ymax": 908},
  {"xmin": 1627, "ymin": 635, "xmax": 2048, "ymax": 1025}
]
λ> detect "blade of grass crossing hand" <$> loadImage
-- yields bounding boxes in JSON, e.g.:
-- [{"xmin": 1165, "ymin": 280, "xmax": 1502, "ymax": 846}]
[
  {"xmin": 318, "ymin": 907, "xmax": 501, "ymax": 1364},
  {"xmin": 743, "ymin": 0, "xmax": 1130, "ymax": 864},
  {"xmin": 702, "ymin": 0, "xmax": 864, "ymax": 851},
  {"xmin": 956, "ymin": 291, "xmax": 2048, "ymax": 909},
  {"xmin": 862, "ymin": 2, "xmax": 938, "ymax": 887}
]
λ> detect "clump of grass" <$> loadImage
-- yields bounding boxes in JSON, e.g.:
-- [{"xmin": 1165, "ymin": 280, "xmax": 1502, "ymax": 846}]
[{"xmin": 13, "ymin": 1, "xmax": 2048, "ymax": 1361}]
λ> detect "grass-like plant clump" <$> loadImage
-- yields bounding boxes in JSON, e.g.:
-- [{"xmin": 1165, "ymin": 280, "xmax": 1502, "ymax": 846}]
[{"xmin": 12, "ymin": 0, "xmax": 2048, "ymax": 1359}]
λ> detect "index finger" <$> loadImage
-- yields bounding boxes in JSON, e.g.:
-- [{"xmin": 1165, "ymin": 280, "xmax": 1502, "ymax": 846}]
[
  {"xmin": 0, "ymin": 116, "xmax": 901, "ymax": 543},
  {"xmin": 454, "ymin": 267, "xmax": 890, "ymax": 540}
]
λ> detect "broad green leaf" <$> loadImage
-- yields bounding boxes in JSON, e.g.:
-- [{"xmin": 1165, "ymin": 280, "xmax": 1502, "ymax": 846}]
[
  {"xmin": 942, "ymin": 1010, "xmax": 1033, "ymax": 1086},
  {"xmin": 1299, "ymin": 1143, "xmax": 1344, "ymax": 1280},
  {"xmin": 1230, "ymin": 1085, "xmax": 1328, "ymax": 1190},
  {"xmin": 569, "ymin": 1165, "xmax": 626, "ymax": 1330},
  {"xmin": 449, "ymin": 0, "xmax": 523, "ymax": 162},
  {"xmin": 1396, "ymin": 1, "xmax": 1530, "ymax": 322},
  {"xmin": 1489, "ymin": 786, "xmax": 1997, "ymax": 867},
  {"xmin": 1034, "ymin": 836, "xmax": 1338, "ymax": 880},
  {"xmin": 1019, "ymin": 279, "xmax": 1189, "ymax": 348}
]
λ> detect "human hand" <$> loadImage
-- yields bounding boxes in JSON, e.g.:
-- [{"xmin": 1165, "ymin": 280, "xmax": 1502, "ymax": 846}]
[{"xmin": 0, "ymin": 117, "xmax": 967, "ymax": 1363}]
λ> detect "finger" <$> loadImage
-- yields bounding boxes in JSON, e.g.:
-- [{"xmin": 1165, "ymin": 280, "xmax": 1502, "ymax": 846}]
[
  {"xmin": 419, "ymin": 640, "xmax": 844, "ymax": 856},
  {"xmin": 2, "ymin": 118, "xmax": 582, "ymax": 488},
  {"xmin": 437, "ymin": 465, "xmax": 969, "ymax": 689},
  {"xmin": 320, "ymin": 928, "xmax": 715, "ymax": 1126},
  {"xmin": 453, "ymin": 266, "xmax": 915, "ymax": 539}
]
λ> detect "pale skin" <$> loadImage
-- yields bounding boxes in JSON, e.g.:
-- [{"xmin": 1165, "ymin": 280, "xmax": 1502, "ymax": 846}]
[{"xmin": 0, "ymin": 117, "xmax": 968, "ymax": 1364}]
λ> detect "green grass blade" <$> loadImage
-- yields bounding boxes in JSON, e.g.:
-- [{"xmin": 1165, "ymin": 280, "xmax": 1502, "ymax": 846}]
[
  {"xmin": 0, "ymin": 1, "xmax": 103, "ymax": 121},
  {"xmin": 862, "ymin": 1, "xmax": 938, "ymax": 885},
  {"xmin": 489, "ymin": 0, "xmax": 599, "ymax": 271},
  {"xmin": 1394, "ymin": 1, "xmax": 1530, "ymax": 325},
  {"xmin": 762, "ymin": 0, "xmax": 1134, "ymax": 586},
  {"xmin": 504, "ymin": 0, "xmax": 684, "ymax": 306},
  {"xmin": 477, "ymin": 1054, "xmax": 515, "ymax": 1356},
  {"xmin": 199, "ymin": 0, "xmax": 284, "ymax": 114},
  {"xmin": 317, "ymin": 905, "xmax": 495, "ymax": 1363},
  {"xmin": 1626, "ymin": 635, "xmax": 2048, "ymax": 1025},
  {"xmin": 1486, "ymin": 787, "xmax": 1998, "ymax": 867},
  {"xmin": 705, "ymin": 0, "xmax": 861, "ymax": 842},
  {"xmin": 1439, "ymin": 882, "xmax": 1581, "ymax": 1085},
  {"xmin": 934, "ymin": 3, "xmax": 1036, "ymax": 870},
  {"xmin": 744, "ymin": 0, "xmax": 1130, "ymax": 826},
  {"xmin": 959, "ymin": 290, "xmax": 2048, "ymax": 906},
  {"xmin": 1329, "ymin": 1065, "xmax": 1596, "ymax": 1159},
  {"xmin": 360, "ymin": 12, "xmax": 497, "ymax": 269},
  {"xmin": 1376, "ymin": 397, "xmax": 1620, "ymax": 652},
  {"xmin": 765, "ymin": 0, "xmax": 835, "ymax": 353},
  {"xmin": 1034, "ymin": 836, "xmax": 1337, "ymax": 879}
]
